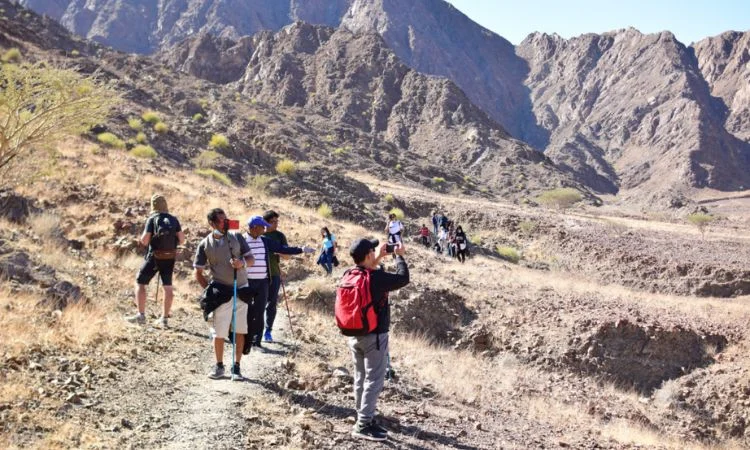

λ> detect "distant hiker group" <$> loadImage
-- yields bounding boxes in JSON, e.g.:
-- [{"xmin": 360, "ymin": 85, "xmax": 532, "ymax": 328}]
[{"xmin": 126, "ymin": 195, "xmax": 489, "ymax": 441}]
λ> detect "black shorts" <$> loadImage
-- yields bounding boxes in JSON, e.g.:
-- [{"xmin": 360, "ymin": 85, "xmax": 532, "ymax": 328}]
[{"xmin": 136, "ymin": 256, "xmax": 175, "ymax": 286}]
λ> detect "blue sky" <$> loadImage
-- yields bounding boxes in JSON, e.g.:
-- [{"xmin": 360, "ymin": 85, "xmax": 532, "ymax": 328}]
[{"xmin": 444, "ymin": 0, "xmax": 750, "ymax": 45}]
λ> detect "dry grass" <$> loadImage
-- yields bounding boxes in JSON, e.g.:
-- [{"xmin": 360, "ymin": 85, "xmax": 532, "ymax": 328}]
[{"xmin": 29, "ymin": 212, "xmax": 61, "ymax": 239}]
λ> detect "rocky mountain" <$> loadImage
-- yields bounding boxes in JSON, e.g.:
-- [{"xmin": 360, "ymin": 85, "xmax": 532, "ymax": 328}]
[
  {"xmin": 162, "ymin": 22, "xmax": 579, "ymax": 199},
  {"xmin": 517, "ymin": 29, "xmax": 750, "ymax": 203},
  {"xmin": 693, "ymin": 31, "xmax": 750, "ymax": 142},
  {"xmin": 17, "ymin": 0, "xmax": 750, "ymax": 205}
]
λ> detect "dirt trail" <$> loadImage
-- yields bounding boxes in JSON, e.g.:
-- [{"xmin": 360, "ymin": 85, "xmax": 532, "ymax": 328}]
[{"xmin": 97, "ymin": 297, "xmax": 298, "ymax": 450}]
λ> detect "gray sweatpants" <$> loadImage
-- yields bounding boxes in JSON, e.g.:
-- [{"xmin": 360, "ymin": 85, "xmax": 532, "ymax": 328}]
[{"xmin": 347, "ymin": 333, "xmax": 389, "ymax": 424}]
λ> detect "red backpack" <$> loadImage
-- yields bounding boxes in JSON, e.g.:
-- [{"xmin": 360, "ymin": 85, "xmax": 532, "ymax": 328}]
[{"xmin": 335, "ymin": 267, "xmax": 377, "ymax": 335}]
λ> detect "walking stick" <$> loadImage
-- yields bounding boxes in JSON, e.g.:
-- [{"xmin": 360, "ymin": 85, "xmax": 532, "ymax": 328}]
[
  {"xmin": 279, "ymin": 273, "xmax": 296, "ymax": 339},
  {"xmin": 154, "ymin": 277, "xmax": 160, "ymax": 315},
  {"xmin": 231, "ymin": 267, "xmax": 237, "ymax": 368}
]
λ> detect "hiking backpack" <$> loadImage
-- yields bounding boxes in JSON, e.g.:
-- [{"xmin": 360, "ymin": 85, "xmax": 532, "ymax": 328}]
[
  {"xmin": 150, "ymin": 213, "xmax": 178, "ymax": 251},
  {"xmin": 335, "ymin": 267, "xmax": 377, "ymax": 336}
]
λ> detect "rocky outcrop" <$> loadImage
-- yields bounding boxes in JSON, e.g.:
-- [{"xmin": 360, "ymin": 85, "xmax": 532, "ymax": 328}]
[
  {"xmin": 517, "ymin": 29, "xmax": 750, "ymax": 203},
  {"xmin": 693, "ymin": 31, "xmax": 750, "ymax": 142}
]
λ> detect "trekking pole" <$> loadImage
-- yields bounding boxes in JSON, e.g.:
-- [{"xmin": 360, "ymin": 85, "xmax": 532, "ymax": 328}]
[
  {"xmin": 231, "ymin": 267, "xmax": 237, "ymax": 369},
  {"xmin": 279, "ymin": 273, "xmax": 296, "ymax": 340},
  {"xmin": 154, "ymin": 277, "xmax": 160, "ymax": 317}
]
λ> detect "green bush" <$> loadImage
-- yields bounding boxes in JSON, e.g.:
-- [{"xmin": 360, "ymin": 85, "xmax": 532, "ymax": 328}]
[
  {"xmin": 192, "ymin": 113, "xmax": 203, "ymax": 122},
  {"xmin": 70, "ymin": 49, "xmax": 80, "ymax": 56},
  {"xmin": 194, "ymin": 150, "xmax": 221, "ymax": 169},
  {"xmin": 209, "ymin": 134, "xmax": 229, "ymax": 149},
  {"xmin": 317, "ymin": 203, "xmax": 333, "ymax": 218},
  {"xmin": 128, "ymin": 117, "xmax": 143, "ymax": 131},
  {"xmin": 142, "ymin": 110, "xmax": 160, "ymax": 123},
  {"xmin": 135, "ymin": 132, "xmax": 147, "ymax": 144},
  {"xmin": 97, "ymin": 132, "xmax": 125, "ymax": 149},
  {"xmin": 687, "ymin": 213, "xmax": 714, "ymax": 237},
  {"xmin": 196, "ymin": 168, "xmax": 232, "ymax": 186},
  {"xmin": 497, "ymin": 246, "xmax": 521, "ymax": 263},
  {"xmin": 469, "ymin": 235, "xmax": 482, "ymax": 245},
  {"xmin": 536, "ymin": 188, "xmax": 583, "ymax": 209},
  {"xmin": 275, "ymin": 159, "xmax": 296, "ymax": 176},
  {"xmin": 130, "ymin": 145, "xmax": 157, "ymax": 159},
  {"xmin": 332, "ymin": 146, "xmax": 348, "ymax": 156},
  {"xmin": 518, "ymin": 220, "xmax": 538, "ymax": 236},
  {"xmin": 1, "ymin": 48, "xmax": 21, "ymax": 63},
  {"xmin": 395, "ymin": 163, "xmax": 402, "ymax": 171},
  {"xmin": 153, "ymin": 121, "xmax": 168, "ymax": 133},
  {"xmin": 247, "ymin": 174, "xmax": 272, "ymax": 193},
  {"xmin": 389, "ymin": 208, "xmax": 405, "ymax": 221},
  {"xmin": 432, "ymin": 177, "xmax": 446, "ymax": 184},
  {"xmin": 384, "ymin": 193, "xmax": 395, "ymax": 204}
]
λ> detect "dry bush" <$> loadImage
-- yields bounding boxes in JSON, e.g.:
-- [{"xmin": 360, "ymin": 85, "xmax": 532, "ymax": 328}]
[
  {"xmin": 275, "ymin": 159, "xmax": 297, "ymax": 176},
  {"xmin": 496, "ymin": 245, "xmax": 521, "ymax": 263},
  {"xmin": 128, "ymin": 117, "xmax": 143, "ymax": 131},
  {"xmin": 141, "ymin": 110, "xmax": 160, "ymax": 123},
  {"xmin": 130, "ymin": 145, "xmax": 157, "ymax": 159},
  {"xmin": 194, "ymin": 150, "xmax": 222, "ymax": 169},
  {"xmin": 195, "ymin": 168, "xmax": 232, "ymax": 186},
  {"xmin": 247, "ymin": 174, "xmax": 272, "ymax": 194},
  {"xmin": 1, "ymin": 48, "xmax": 21, "ymax": 63},
  {"xmin": 135, "ymin": 132, "xmax": 147, "ymax": 144},
  {"xmin": 687, "ymin": 212, "xmax": 714, "ymax": 237},
  {"xmin": 29, "ymin": 212, "xmax": 61, "ymax": 239},
  {"xmin": 389, "ymin": 207, "xmax": 405, "ymax": 220},
  {"xmin": 536, "ymin": 187, "xmax": 583, "ymax": 209},
  {"xmin": 209, "ymin": 134, "xmax": 229, "ymax": 149},
  {"xmin": 153, "ymin": 121, "xmax": 168, "ymax": 133}
]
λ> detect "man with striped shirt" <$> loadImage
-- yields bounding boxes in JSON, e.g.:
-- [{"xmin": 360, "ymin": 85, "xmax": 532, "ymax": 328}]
[{"xmin": 242, "ymin": 215, "xmax": 315, "ymax": 353}]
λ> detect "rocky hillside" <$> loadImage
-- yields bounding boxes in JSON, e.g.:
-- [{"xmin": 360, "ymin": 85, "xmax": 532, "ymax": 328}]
[
  {"xmin": 517, "ymin": 29, "xmax": 750, "ymax": 204},
  {"xmin": 161, "ymin": 22, "xmax": 578, "ymax": 198},
  {"xmin": 693, "ymin": 31, "xmax": 750, "ymax": 142}
]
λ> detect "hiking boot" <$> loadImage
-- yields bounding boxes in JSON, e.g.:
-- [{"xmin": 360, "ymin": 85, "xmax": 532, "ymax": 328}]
[
  {"xmin": 253, "ymin": 341, "xmax": 266, "ymax": 353},
  {"xmin": 125, "ymin": 313, "xmax": 145, "ymax": 324},
  {"xmin": 154, "ymin": 316, "xmax": 168, "ymax": 328},
  {"xmin": 263, "ymin": 330, "xmax": 273, "ymax": 342},
  {"xmin": 230, "ymin": 363, "xmax": 245, "ymax": 382},
  {"xmin": 351, "ymin": 421, "xmax": 388, "ymax": 441},
  {"xmin": 208, "ymin": 363, "xmax": 225, "ymax": 379}
]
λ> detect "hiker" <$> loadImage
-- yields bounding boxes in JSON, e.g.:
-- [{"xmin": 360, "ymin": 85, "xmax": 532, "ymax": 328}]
[
  {"xmin": 447, "ymin": 230, "xmax": 456, "ymax": 258},
  {"xmin": 385, "ymin": 213, "xmax": 404, "ymax": 244},
  {"xmin": 338, "ymin": 238, "xmax": 409, "ymax": 441},
  {"xmin": 437, "ymin": 226, "xmax": 448, "ymax": 256},
  {"xmin": 439, "ymin": 214, "xmax": 449, "ymax": 232},
  {"xmin": 455, "ymin": 226, "xmax": 468, "ymax": 263},
  {"xmin": 431, "ymin": 212, "xmax": 439, "ymax": 234},
  {"xmin": 194, "ymin": 208, "xmax": 253, "ymax": 381},
  {"xmin": 317, "ymin": 227, "xmax": 337, "ymax": 276},
  {"xmin": 127, "ymin": 194, "xmax": 185, "ymax": 327},
  {"xmin": 419, "ymin": 224, "xmax": 430, "ymax": 247},
  {"xmin": 261, "ymin": 210, "xmax": 288, "ymax": 343},
  {"xmin": 242, "ymin": 216, "xmax": 315, "ymax": 352}
]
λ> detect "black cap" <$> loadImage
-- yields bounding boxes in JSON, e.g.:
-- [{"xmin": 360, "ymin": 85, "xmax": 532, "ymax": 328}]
[{"xmin": 349, "ymin": 238, "xmax": 379, "ymax": 263}]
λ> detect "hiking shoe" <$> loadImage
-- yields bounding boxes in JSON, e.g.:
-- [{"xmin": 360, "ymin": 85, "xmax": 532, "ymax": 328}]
[
  {"xmin": 125, "ymin": 313, "xmax": 146, "ymax": 324},
  {"xmin": 154, "ymin": 316, "xmax": 168, "ymax": 328},
  {"xmin": 352, "ymin": 421, "xmax": 388, "ymax": 441},
  {"xmin": 230, "ymin": 363, "xmax": 245, "ymax": 382},
  {"xmin": 263, "ymin": 330, "xmax": 273, "ymax": 342},
  {"xmin": 208, "ymin": 364, "xmax": 225, "ymax": 379}
]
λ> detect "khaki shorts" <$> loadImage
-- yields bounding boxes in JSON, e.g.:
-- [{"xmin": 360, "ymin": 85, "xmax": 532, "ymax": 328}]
[{"xmin": 210, "ymin": 299, "xmax": 248, "ymax": 339}]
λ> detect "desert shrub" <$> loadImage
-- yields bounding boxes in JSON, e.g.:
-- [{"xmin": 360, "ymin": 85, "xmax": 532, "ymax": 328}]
[
  {"xmin": 127, "ymin": 118, "xmax": 143, "ymax": 131},
  {"xmin": 536, "ymin": 188, "xmax": 582, "ymax": 209},
  {"xmin": 141, "ymin": 110, "xmax": 160, "ymax": 123},
  {"xmin": 97, "ymin": 132, "xmax": 125, "ymax": 149},
  {"xmin": 433, "ymin": 177, "xmax": 446, "ymax": 184},
  {"xmin": 1, "ymin": 48, "xmax": 21, "ymax": 63},
  {"xmin": 135, "ymin": 132, "xmax": 147, "ymax": 144},
  {"xmin": 687, "ymin": 213, "xmax": 714, "ymax": 237},
  {"xmin": 192, "ymin": 113, "xmax": 203, "ymax": 122},
  {"xmin": 497, "ymin": 246, "xmax": 521, "ymax": 263},
  {"xmin": 247, "ymin": 174, "xmax": 272, "ymax": 193},
  {"xmin": 70, "ymin": 49, "xmax": 80, "ymax": 56},
  {"xmin": 469, "ymin": 235, "xmax": 482, "ymax": 245},
  {"xmin": 209, "ymin": 134, "xmax": 229, "ymax": 149},
  {"xmin": 153, "ymin": 122, "xmax": 168, "ymax": 133},
  {"xmin": 130, "ymin": 145, "xmax": 157, "ymax": 159},
  {"xmin": 30, "ymin": 212, "xmax": 61, "ymax": 239},
  {"xmin": 332, "ymin": 147, "xmax": 348, "ymax": 155},
  {"xmin": 384, "ymin": 193, "xmax": 395, "ymax": 204},
  {"xmin": 395, "ymin": 163, "xmax": 402, "ymax": 171},
  {"xmin": 518, "ymin": 220, "xmax": 538, "ymax": 236},
  {"xmin": 317, "ymin": 203, "xmax": 333, "ymax": 218},
  {"xmin": 324, "ymin": 134, "xmax": 335, "ymax": 143},
  {"xmin": 389, "ymin": 207, "xmax": 405, "ymax": 221},
  {"xmin": 194, "ymin": 150, "xmax": 221, "ymax": 169},
  {"xmin": 0, "ymin": 62, "xmax": 119, "ymax": 184},
  {"xmin": 196, "ymin": 168, "xmax": 232, "ymax": 186},
  {"xmin": 275, "ymin": 159, "xmax": 296, "ymax": 176}
]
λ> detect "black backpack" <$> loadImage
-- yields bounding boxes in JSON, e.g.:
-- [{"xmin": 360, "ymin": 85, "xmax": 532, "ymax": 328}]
[{"xmin": 150, "ymin": 213, "xmax": 178, "ymax": 251}]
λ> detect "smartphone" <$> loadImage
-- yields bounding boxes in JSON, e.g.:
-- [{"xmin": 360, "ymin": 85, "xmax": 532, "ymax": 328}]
[
  {"xmin": 227, "ymin": 219, "xmax": 240, "ymax": 230},
  {"xmin": 385, "ymin": 243, "xmax": 397, "ymax": 253}
]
